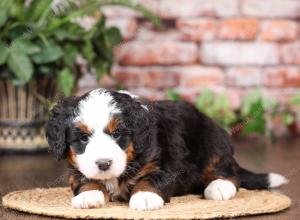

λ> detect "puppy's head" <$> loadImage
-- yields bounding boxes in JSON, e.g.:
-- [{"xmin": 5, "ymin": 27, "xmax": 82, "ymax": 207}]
[{"xmin": 46, "ymin": 89, "xmax": 151, "ymax": 180}]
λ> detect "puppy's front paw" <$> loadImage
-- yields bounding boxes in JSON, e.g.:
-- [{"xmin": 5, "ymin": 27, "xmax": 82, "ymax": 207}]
[
  {"xmin": 204, "ymin": 179, "xmax": 237, "ymax": 200},
  {"xmin": 72, "ymin": 190, "xmax": 105, "ymax": 209},
  {"xmin": 129, "ymin": 192, "xmax": 164, "ymax": 211}
]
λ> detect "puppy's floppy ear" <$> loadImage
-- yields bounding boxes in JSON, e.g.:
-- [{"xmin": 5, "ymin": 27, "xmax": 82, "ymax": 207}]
[{"xmin": 46, "ymin": 96, "xmax": 79, "ymax": 160}]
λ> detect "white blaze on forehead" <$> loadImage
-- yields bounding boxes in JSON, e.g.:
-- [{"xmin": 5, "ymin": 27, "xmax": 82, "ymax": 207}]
[{"xmin": 74, "ymin": 89, "xmax": 120, "ymax": 129}]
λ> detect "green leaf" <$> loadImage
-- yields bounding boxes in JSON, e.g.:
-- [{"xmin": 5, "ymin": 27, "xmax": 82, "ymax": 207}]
[
  {"xmin": 289, "ymin": 91, "xmax": 300, "ymax": 106},
  {"xmin": 7, "ymin": 52, "xmax": 33, "ymax": 84},
  {"xmin": 82, "ymin": 41, "xmax": 94, "ymax": 64},
  {"xmin": 8, "ymin": 25, "xmax": 31, "ymax": 40},
  {"xmin": 94, "ymin": 61, "xmax": 109, "ymax": 80},
  {"xmin": 196, "ymin": 89, "xmax": 214, "ymax": 110},
  {"xmin": 0, "ymin": 9, "xmax": 7, "ymax": 28},
  {"xmin": 242, "ymin": 99, "xmax": 266, "ymax": 135},
  {"xmin": 25, "ymin": 0, "xmax": 52, "ymax": 23},
  {"xmin": 32, "ymin": 42, "xmax": 64, "ymax": 64},
  {"xmin": 282, "ymin": 113, "xmax": 294, "ymax": 125},
  {"xmin": 0, "ymin": 43, "xmax": 8, "ymax": 65},
  {"xmin": 9, "ymin": 0, "xmax": 25, "ymax": 21},
  {"xmin": 63, "ymin": 44, "xmax": 78, "ymax": 67},
  {"xmin": 53, "ymin": 28, "xmax": 80, "ymax": 41},
  {"xmin": 106, "ymin": 27, "xmax": 122, "ymax": 46},
  {"xmin": 57, "ymin": 68, "xmax": 74, "ymax": 97},
  {"xmin": 10, "ymin": 39, "xmax": 40, "ymax": 55},
  {"xmin": 166, "ymin": 89, "xmax": 181, "ymax": 101}
]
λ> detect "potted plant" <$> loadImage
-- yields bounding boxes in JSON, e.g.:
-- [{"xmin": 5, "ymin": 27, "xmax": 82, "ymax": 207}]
[{"xmin": 0, "ymin": 0, "xmax": 160, "ymax": 151}]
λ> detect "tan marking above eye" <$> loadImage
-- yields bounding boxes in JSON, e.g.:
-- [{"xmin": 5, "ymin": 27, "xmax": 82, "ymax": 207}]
[
  {"xmin": 75, "ymin": 122, "xmax": 92, "ymax": 134},
  {"xmin": 105, "ymin": 118, "xmax": 119, "ymax": 134}
]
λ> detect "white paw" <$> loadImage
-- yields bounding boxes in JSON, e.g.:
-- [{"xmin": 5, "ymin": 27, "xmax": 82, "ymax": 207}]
[
  {"xmin": 71, "ymin": 190, "xmax": 105, "ymax": 209},
  {"xmin": 204, "ymin": 179, "xmax": 237, "ymax": 200},
  {"xmin": 129, "ymin": 192, "xmax": 164, "ymax": 211}
]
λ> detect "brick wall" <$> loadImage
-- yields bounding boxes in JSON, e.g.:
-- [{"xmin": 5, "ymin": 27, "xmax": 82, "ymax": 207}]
[{"xmin": 79, "ymin": 0, "xmax": 300, "ymax": 108}]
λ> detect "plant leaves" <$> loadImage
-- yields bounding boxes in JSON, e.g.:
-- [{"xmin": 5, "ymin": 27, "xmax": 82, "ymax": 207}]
[
  {"xmin": 82, "ymin": 41, "xmax": 94, "ymax": 64},
  {"xmin": 10, "ymin": 39, "xmax": 40, "ymax": 55},
  {"xmin": 0, "ymin": 9, "xmax": 8, "ymax": 28},
  {"xmin": 94, "ymin": 61, "xmax": 109, "ymax": 80},
  {"xmin": 32, "ymin": 42, "xmax": 63, "ymax": 64},
  {"xmin": 166, "ymin": 89, "xmax": 181, "ymax": 101},
  {"xmin": 8, "ymin": 24, "xmax": 31, "ymax": 40},
  {"xmin": 25, "ymin": 0, "xmax": 52, "ymax": 23},
  {"xmin": 63, "ymin": 44, "xmax": 78, "ymax": 67},
  {"xmin": 57, "ymin": 68, "xmax": 74, "ymax": 97},
  {"xmin": 282, "ymin": 113, "xmax": 294, "ymax": 125},
  {"xmin": 7, "ymin": 51, "xmax": 33, "ymax": 84},
  {"xmin": 0, "ymin": 43, "xmax": 8, "ymax": 65},
  {"xmin": 106, "ymin": 27, "xmax": 122, "ymax": 47},
  {"xmin": 242, "ymin": 99, "xmax": 265, "ymax": 135}
]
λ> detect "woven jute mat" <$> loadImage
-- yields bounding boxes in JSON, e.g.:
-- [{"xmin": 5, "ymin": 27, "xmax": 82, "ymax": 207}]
[{"xmin": 2, "ymin": 187, "xmax": 291, "ymax": 219}]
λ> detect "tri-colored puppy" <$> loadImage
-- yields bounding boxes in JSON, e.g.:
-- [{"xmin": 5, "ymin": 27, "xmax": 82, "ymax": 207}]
[{"xmin": 46, "ymin": 89, "xmax": 288, "ymax": 210}]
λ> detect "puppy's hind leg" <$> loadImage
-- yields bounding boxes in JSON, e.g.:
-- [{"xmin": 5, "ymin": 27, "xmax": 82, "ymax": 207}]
[{"xmin": 202, "ymin": 156, "xmax": 240, "ymax": 201}]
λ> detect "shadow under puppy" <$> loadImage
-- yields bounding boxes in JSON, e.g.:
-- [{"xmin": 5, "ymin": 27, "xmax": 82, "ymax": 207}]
[{"xmin": 46, "ymin": 89, "xmax": 288, "ymax": 211}]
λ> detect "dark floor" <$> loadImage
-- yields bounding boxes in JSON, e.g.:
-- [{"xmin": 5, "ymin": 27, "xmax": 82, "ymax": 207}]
[{"xmin": 0, "ymin": 138, "xmax": 299, "ymax": 219}]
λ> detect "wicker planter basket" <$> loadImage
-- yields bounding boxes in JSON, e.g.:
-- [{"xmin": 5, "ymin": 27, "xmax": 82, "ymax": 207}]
[{"xmin": 0, "ymin": 79, "xmax": 57, "ymax": 151}]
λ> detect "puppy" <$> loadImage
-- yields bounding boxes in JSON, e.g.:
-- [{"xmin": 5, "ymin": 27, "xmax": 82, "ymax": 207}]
[{"xmin": 46, "ymin": 89, "xmax": 288, "ymax": 210}]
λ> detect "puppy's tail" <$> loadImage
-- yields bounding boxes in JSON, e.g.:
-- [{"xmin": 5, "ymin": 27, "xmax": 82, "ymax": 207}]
[{"xmin": 236, "ymin": 166, "xmax": 288, "ymax": 189}]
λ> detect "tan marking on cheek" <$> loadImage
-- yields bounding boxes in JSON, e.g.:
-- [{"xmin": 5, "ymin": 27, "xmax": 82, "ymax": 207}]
[
  {"xmin": 125, "ymin": 143, "xmax": 135, "ymax": 162},
  {"xmin": 105, "ymin": 117, "xmax": 119, "ymax": 134},
  {"xmin": 67, "ymin": 149, "xmax": 78, "ymax": 167},
  {"xmin": 75, "ymin": 122, "xmax": 92, "ymax": 134}
]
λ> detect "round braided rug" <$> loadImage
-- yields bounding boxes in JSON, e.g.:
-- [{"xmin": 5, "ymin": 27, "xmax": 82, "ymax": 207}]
[{"xmin": 2, "ymin": 187, "xmax": 291, "ymax": 219}]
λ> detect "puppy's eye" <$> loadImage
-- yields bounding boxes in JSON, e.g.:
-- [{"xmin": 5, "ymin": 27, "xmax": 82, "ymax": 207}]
[
  {"xmin": 111, "ymin": 131, "xmax": 121, "ymax": 139},
  {"xmin": 79, "ymin": 135, "xmax": 89, "ymax": 142}
]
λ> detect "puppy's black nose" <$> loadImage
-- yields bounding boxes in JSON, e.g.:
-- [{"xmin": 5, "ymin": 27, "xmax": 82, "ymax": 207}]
[{"xmin": 96, "ymin": 159, "xmax": 112, "ymax": 171}]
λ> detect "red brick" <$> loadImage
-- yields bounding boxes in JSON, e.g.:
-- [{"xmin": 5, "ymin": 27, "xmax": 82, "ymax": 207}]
[
  {"xmin": 201, "ymin": 42, "xmax": 279, "ymax": 65},
  {"xmin": 158, "ymin": 0, "xmax": 239, "ymax": 18},
  {"xmin": 102, "ymin": 0, "xmax": 158, "ymax": 17},
  {"xmin": 260, "ymin": 20, "xmax": 299, "ymax": 41},
  {"xmin": 226, "ymin": 88, "xmax": 244, "ymax": 109},
  {"xmin": 242, "ymin": 0, "xmax": 300, "ymax": 18},
  {"xmin": 176, "ymin": 19, "xmax": 216, "ymax": 41},
  {"xmin": 136, "ymin": 27, "xmax": 183, "ymax": 41},
  {"xmin": 115, "ymin": 41, "xmax": 198, "ymax": 65},
  {"xmin": 111, "ymin": 66, "xmax": 140, "ymax": 87},
  {"xmin": 281, "ymin": 41, "xmax": 300, "ymax": 64},
  {"xmin": 174, "ymin": 66, "xmax": 224, "ymax": 87},
  {"xmin": 128, "ymin": 88, "xmax": 166, "ymax": 100},
  {"xmin": 174, "ymin": 88, "xmax": 200, "ymax": 102},
  {"xmin": 176, "ymin": 87, "xmax": 243, "ymax": 109},
  {"xmin": 226, "ymin": 68, "xmax": 262, "ymax": 87},
  {"xmin": 218, "ymin": 19, "xmax": 258, "ymax": 40},
  {"xmin": 106, "ymin": 18, "xmax": 138, "ymax": 40},
  {"xmin": 111, "ymin": 66, "xmax": 178, "ymax": 89},
  {"xmin": 262, "ymin": 88, "xmax": 299, "ymax": 103},
  {"xmin": 264, "ymin": 66, "xmax": 300, "ymax": 88}
]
